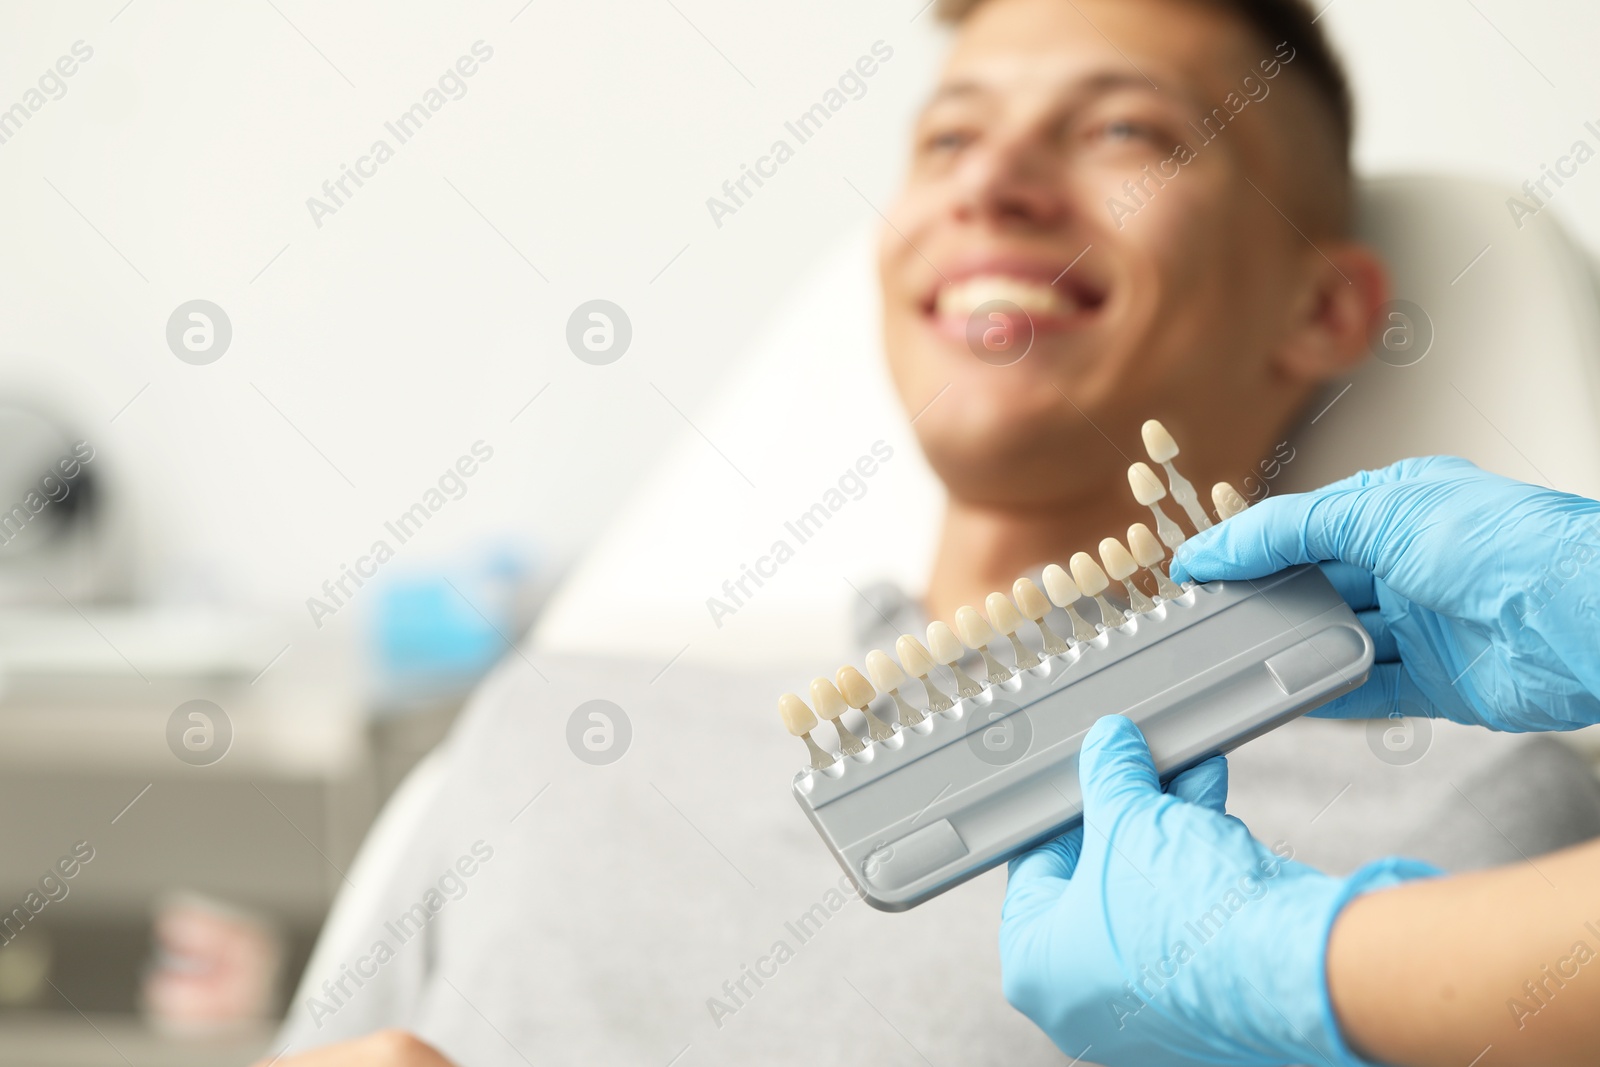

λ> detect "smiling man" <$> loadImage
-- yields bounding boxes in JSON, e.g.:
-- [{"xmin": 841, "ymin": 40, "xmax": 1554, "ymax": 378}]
[{"xmin": 263, "ymin": 2, "xmax": 1600, "ymax": 1065}]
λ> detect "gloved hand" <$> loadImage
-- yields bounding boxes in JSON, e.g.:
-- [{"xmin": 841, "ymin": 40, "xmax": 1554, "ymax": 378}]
[
  {"xmin": 1171, "ymin": 456, "xmax": 1600, "ymax": 732},
  {"xmin": 1000, "ymin": 715, "xmax": 1436, "ymax": 1067}
]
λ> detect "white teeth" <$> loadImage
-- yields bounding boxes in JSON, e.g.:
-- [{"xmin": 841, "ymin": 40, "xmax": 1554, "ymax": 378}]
[
  {"xmin": 1127, "ymin": 523, "xmax": 1165, "ymax": 568},
  {"xmin": 1041, "ymin": 563, "xmax": 1081, "ymax": 607},
  {"xmin": 1069, "ymin": 552, "xmax": 1110, "ymax": 596},
  {"xmin": 927, "ymin": 622, "xmax": 964, "ymax": 665},
  {"xmin": 955, "ymin": 606, "xmax": 997, "ymax": 649},
  {"xmin": 984, "ymin": 592, "xmax": 1023, "ymax": 636},
  {"xmin": 935, "ymin": 275, "xmax": 1079, "ymax": 319},
  {"xmin": 896, "ymin": 634, "xmax": 936, "ymax": 678},
  {"xmin": 866, "ymin": 649, "xmax": 906, "ymax": 692},
  {"xmin": 1098, "ymin": 538, "xmax": 1138, "ymax": 581},
  {"xmin": 836, "ymin": 666, "xmax": 877, "ymax": 709},
  {"xmin": 1012, "ymin": 577, "xmax": 1051, "ymax": 621},
  {"xmin": 778, "ymin": 692, "xmax": 817, "ymax": 736},
  {"xmin": 1213, "ymin": 481, "xmax": 1248, "ymax": 519},
  {"xmin": 1128, "ymin": 462, "xmax": 1167, "ymax": 505},
  {"xmin": 810, "ymin": 677, "xmax": 849, "ymax": 720},
  {"xmin": 1142, "ymin": 419, "xmax": 1180, "ymax": 464}
]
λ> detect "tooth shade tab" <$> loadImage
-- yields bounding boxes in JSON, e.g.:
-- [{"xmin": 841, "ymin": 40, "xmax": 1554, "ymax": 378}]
[
  {"xmin": 985, "ymin": 592, "xmax": 1025, "ymax": 636},
  {"xmin": 1098, "ymin": 538, "xmax": 1138, "ymax": 581},
  {"xmin": 865, "ymin": 649, "xmax": 906, "ymax": 693},
  {"xmin": 927, "ymin": 622, "xmax": 964, "ymax": 666},
  {"xmin": 1041, "ymin": 563, "xmax": 1081, "ymax": 607},
  {"xmin": 836, "ymin": 666, "xmax": 877, "ymax": 709},
  {"xmin": 1127, "ymin": 523, "xmax": 1165, "ymax": 567},
  {"xmin": 955, "ymin": 606, "xmax": 998, "ymax": 650},
  {"xmin": 1012, "ymin": 577, "xmax": 1052, "ymax": 621},
  {"xmin": 1213, "ymin": 481, "xmax": 1249, "ymax": 519},
  {"xmin": 896, "ymin": 635, "xmax": 936, "ymax": 678},
  {"xmin": 1069, "ymin": 553, "xmax": 1110, "ymax": 597},
  {"xmin": 1142, "ymin": 419, "xmax": 1180, "ymax": 463},
  {"xmin": 810, "ymin": 677, "xmax": 848, "ymax": 720},
  {"xmin": 1128, "ymin": 463, "xmax": 1167, "ymax": 505},
  {"xmin": 778, "ymin": 693, "xmax": 817, "ymax": 736}
]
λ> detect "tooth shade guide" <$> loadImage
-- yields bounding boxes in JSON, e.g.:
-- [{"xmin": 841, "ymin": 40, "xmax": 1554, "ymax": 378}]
[
  {"xmin": 837, "ymin": 666, "xmax": 895, "ymax": 742},
  {"xmin": 1012, "ymin": 577, "xmax": 1070, "ymax": 656},
  {"xmin": 895, "ymin": 635, "xmax": 953, "ymax": 713},
  {"xmin": 986, "ymin": 590, "xmax": 1041, "ymax": 669},
  {"xmin": 1128, "ymin": 522, "xmax": 1185, "ymax": 600},
  {"xmin": 929, "ymin": 620, "xmax": 985, "ymax": 699},
  {"xmin": 867, "ymin": 649, "xmax": 926, "ymax": 726},
  {"xmin": 1212, "ymin": 481, "xmax": 1248, "ymax": 520},
  {"xmin": 1099, "ymin": 537, "xmax": 1156, "ymax": 614},
  {"xmin": 1069, "ymin": 552, "xmax": 1124, "ymax": 627},
  {"xmin": 1040, "ymin": 563, "xmax": 1099, "ymax": 644},
  {"xmin": 1140, "ymin": 419, "xmax": 1212, "ymax": 532},
  {"xmin": 779, "ymin": 693, "xmax": 836, "ymax": 770},
  {"xmin": 810, "ymin": 677, "xmax": 864, "ymax": 756},
  {"xmin": 955, "ymin": 605, "xmax": 1014, "ymax": 686}
]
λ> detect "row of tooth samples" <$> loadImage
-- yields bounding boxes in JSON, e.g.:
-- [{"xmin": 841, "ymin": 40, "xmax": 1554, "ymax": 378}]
[{"xmin": 778, "ymin": 419, "xmax": 1252, "ymax": 766}]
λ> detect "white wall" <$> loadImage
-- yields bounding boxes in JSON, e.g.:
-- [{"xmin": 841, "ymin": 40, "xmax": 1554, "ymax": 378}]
[{"xmin": 0, "ymin": 0, "xmax": 1594, "ymax": 643}]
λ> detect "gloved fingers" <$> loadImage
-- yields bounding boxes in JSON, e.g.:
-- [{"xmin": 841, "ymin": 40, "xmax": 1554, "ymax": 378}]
[
  {"xmin": 1304, "ymin": 661, "xmax": 1444, "ymax": 721},
  {"xmin": 1007, "ymin": 828, "xmax": 1084, "ymax": 882},
  {"xmin": 1311, "ymin": 455, "xmax": 1480, "ymax": 492},
  {"xmin": 1318, "ymin": 560, "xmax": 1377, "ymax": 611},
  {"xmin": 1002, "ymin": 830, "xmax": 1081, "ymax": 928},
  {"xmin": 1355, "ymin": 607, "xmax": 1400, "ymax": 662},
  {"xmin": 1163, "ymin": 754, "xmax": 1229, "ymax": 813},
  {"xmin": 1078, "ymin": 715, "xmax": 1160, "ymax": 814}
]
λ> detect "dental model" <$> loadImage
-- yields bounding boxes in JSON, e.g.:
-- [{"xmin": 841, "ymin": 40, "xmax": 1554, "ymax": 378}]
[
  {"xmin": 811, "ymin": 677, "xmax": 865, "ymax": 756},
  {"xmin": 928, "ymin": 621, "xmax": 985, "ymax": 699},
  {"xmin": 1070, "ymin": 551, "xmax": 1123, "ymax": 626},
  {"xmin": 1041, "ymin": 563, "xmax": 1100, "ymax": 643},
  {"xmin": 866, "ymin": 649, "xmax": 925, "ymax": 726},
  {"xmin": 837, "ymin": 666, "xmax": 896, "ymax": 742},
  {"xmin": 779, "ymin": 692, "xmax": 836, "ymax": 770},
  {"xmin": 1099, "ymin": 537, "xmax": 1156, "ymax": 614},
  {"xmin": 1212, "ymin": 481, "xmax": 1249, "ymax": 520},
  {"xmin": 955, "ymin": 605, "xmax": 1015, "ymax": 685},
  {"xmin": 1143, "ymin": 419, "xmax": 1213, "ymax": 532},
  {"xmin": 1012, "ymin": 576, "xmax": 1070, "ymax": 656},
  {"xmin": 896, "ymin": 634, "xmax": 953, "ymax": 713},
  {"xmin": 986, "ymin": 591, "xmax": 1042, "ymax": 669},
  {"xmin": 1128, "ymin": 462, "xmax": 1188, "ymax": 550},
  {"xmin": 1128, "ymin": 522, "xmax": 1185, "ymax": 599}
]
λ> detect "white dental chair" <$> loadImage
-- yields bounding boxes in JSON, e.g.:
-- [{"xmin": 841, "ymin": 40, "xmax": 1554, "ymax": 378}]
[{"xmin": 294, "ymin": 175, "xmax": 1600, "ymax": 1006}]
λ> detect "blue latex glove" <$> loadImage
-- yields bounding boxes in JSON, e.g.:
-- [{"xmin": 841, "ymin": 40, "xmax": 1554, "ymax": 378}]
[
  {"xmin": 1171, "ymin": 456, "xmax": 1600, "ymax": 732},
  {"xmin": 1001, "ymin": 715, "xmax": 1437, "ymax": 1067}
]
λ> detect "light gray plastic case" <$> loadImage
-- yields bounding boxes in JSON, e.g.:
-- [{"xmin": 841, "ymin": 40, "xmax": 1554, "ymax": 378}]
[{"xmin": 792, "ymin": 565, "xmax": 1374, "ymax": 911}]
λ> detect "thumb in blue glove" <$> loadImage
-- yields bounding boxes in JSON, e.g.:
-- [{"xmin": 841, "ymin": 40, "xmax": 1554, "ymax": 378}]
[
  {"xmin": 1171, "ymin": 456, "xmax": 1600, "ymax": 732},
  {"xmin": 1000, "ymin": 715, "xmax": 1436, "ymax": 1067}
]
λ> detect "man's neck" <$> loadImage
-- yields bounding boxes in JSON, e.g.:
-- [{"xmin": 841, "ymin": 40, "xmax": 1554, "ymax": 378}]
[{"xmin": 923, "ymin": 490, "xmax": 1139, "ymax": 625}]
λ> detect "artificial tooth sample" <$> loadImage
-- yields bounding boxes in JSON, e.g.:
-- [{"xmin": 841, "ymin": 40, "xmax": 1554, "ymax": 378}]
[
  {"xmin": 837, "ymin": 666, "xmax": 895, "ymax": 742},
  {"xmin": 1128, "ymin": 522, "xmax": 1185, "ymax": 599},
  {"xmin": 1143, "ymin": 419, "xmax": 1212, "ymax": 532},
  {"xmin": 866, "ymin": 649, "xmax": 925, "ymax": 726},
  {"xmin": 1012, "ymin": 577, "xmax": 1070, "ymax": 656},
  {"xmin": 1099, "ymin": 537, "xmax": 1157, "ymax": 614},
  {"xmin": 927, "ymin": 621, "xmax": 985, "ymax": 699},
  {"xmin": 811, "ymin": 677, "xmax": 865, "ymax": 756},
  {"xmin": 896, "ymin": 634, "xmax": 953, "ymax": 713},
  {"xmin": 955, "ymin": 605, "xmax": 1015, "ymax": 685},
  {"xmin": 1212, "ymin": 481, "xmax": 1249, "ymax": 520},
  {"xmin": 779, "ymin": 692, "xmax": 836, "ymax": 770},
  {"xmin": 1128, "ymin": 462, "xmax": 1188, "ymax": 550},
  {"xmin": 1041, "ymin": 563, "xmax": 1100, "ymax": 643},
  {"xmin": 986, "ymin": 591, "xmax": 1042, "ymax": 669},
  {"xmin": 1070, "ymin": 551, "xmax": 1124, "ymax": 626}
]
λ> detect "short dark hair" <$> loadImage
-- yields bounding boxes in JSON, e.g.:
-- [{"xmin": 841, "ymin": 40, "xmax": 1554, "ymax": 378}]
[{"xmin": 935, "ymin": 0, "xmax": 1353, "ymax": 168}]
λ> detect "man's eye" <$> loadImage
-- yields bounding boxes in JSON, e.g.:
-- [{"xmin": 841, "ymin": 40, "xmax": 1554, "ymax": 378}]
[
  {"xmin": 923, "ymin": 128, "xmax": 974, "ymax": 153},
  {"xmin": 1098, "ymin": 119, "xmax": 1154, "ymax": 142}
]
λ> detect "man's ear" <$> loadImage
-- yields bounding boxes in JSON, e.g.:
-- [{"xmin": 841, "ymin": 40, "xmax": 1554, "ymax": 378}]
[{"xmin": 1271, "ymin": 242, "xmax": 1389, "ymax": 385}]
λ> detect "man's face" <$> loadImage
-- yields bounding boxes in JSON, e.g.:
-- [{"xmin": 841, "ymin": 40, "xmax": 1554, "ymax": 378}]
[{"xmin": 880, "ymin": 0, "xmax": 1343, "ymax": 505}]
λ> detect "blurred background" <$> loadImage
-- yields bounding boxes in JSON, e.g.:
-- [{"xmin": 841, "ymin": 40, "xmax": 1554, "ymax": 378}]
[{"xmin": 0, "ymin": 0, "xmax": 1595, "ymax": 1062}]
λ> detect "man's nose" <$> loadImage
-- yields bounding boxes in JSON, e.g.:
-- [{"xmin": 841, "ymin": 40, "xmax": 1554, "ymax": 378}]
[{"xmin": 952, "ymin": 135, "xmax": 1068, "ymax": 229}]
